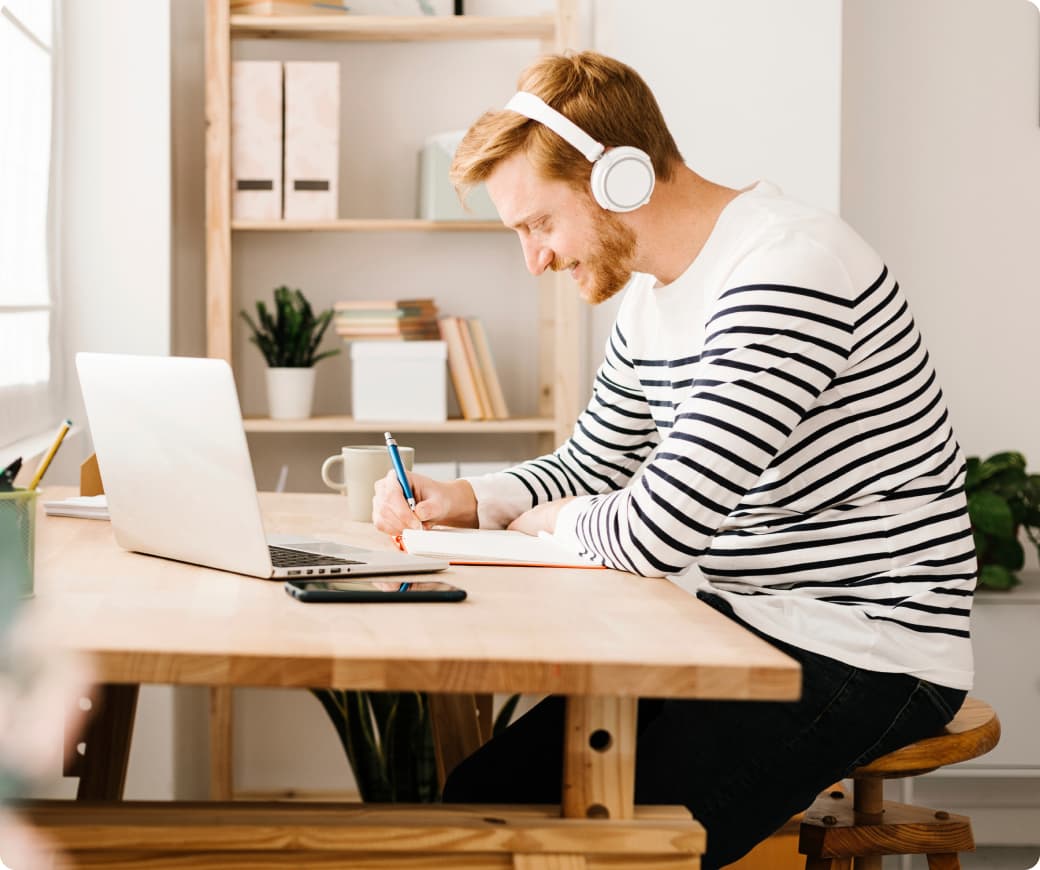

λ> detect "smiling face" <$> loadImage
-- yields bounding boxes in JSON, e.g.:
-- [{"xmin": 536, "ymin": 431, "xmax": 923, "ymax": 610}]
[{"xmin": 486, "ymin": 151, "xmax": 637, "ymax": 305}]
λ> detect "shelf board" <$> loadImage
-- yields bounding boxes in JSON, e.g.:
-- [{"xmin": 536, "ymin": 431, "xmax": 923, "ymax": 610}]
[
  {"xmin": 243, "ymin": 416, "xmax": 557, "ymax": 434},
  {"xmin": 232, "ymin": 218, "xmax": 507, "ymax": 233},
  {"xmin": 230, "ymin": 14, "xmax": 555, "ymax": 42}
]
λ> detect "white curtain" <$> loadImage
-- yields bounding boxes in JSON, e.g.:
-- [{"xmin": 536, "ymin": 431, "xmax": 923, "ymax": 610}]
[{"xmin": 0, "ymin": 0, "xmax": 62, "ymax": 447}]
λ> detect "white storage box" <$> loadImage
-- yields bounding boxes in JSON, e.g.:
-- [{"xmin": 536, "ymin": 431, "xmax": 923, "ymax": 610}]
[
  {"xmin": 284, "ymin": 61, "xmax": 339, "ymax": 221},
  {"xmin": 351, "ymin": 341, "xmax": 447, "ymax": 422},
  {"xmin": 419, "ymin": 131, "xmax": 499, "ymax": 221}
]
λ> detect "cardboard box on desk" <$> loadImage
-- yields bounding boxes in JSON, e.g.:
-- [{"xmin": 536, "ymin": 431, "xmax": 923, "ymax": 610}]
[
  {"xmin": 284, "ymin": 61, "xmax": 339, "ymax": 221},
  {"xmin": 351, "ymin": 340, "xmax": 447, "ymax": 422},
  {"xmin": 419, "ymin": 131, "xmax": 499, "ymax": 221}
]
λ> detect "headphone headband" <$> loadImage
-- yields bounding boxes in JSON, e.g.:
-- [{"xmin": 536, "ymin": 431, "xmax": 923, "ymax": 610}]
[
  {"xmin": 503, "ymin": 90, "xmax": 654, "ymax": 213},
  {"xmin": 505, "ymin": 91, "xmax": 604, "ymax": 163}
]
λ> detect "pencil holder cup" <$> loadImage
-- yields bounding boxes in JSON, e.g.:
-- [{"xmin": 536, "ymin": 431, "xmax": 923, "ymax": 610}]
[{"xmin": 0, "ymin": 488, "xmax": 38, "ymax": 603}]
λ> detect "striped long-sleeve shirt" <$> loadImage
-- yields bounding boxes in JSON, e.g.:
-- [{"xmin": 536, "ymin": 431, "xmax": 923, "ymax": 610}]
[{"xmin": 468, "ymin": 182, "xmax": 975, "ymax": 690}]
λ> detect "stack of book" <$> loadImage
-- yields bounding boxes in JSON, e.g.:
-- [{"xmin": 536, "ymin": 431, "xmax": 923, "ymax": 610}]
[
  {"xmin": 333, "ymin": 298, "xmax": 441, "ymax": 342},
  {"xmin": 438, "ymin": 316, "xmax": 510, "ymax": 421}
]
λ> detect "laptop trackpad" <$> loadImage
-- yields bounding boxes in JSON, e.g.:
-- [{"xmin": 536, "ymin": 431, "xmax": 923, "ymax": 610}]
[{"xmin": 268, "ymin": 533, "xmax": 380, "ymax": 558}]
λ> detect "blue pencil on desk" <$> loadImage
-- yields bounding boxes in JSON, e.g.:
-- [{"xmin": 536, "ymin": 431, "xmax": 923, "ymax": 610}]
[{"xmin": 384, "ymin": 431, "xmax": 416, "ymax": 512}]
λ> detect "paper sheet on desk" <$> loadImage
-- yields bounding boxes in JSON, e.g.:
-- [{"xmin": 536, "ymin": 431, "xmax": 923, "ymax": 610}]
[
  {"xmin": 42, "ymin": 494, "xmax": 109, "ymax": 520},
  {"xmin": 399, "ymin": 527, "xmax": 603, "ymax": 568}
]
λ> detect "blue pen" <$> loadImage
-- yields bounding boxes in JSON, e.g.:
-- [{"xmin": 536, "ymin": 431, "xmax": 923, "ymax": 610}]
[{"xmin": 384, "ymin": 431, "xmax": 416, "ymax": 511}]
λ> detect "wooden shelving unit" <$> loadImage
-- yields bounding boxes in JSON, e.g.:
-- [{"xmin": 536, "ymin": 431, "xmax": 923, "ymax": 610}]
[
  {"xmin": 243, "ymin": 415, "xmax": 559, "ymax": 434},
  {"xmin": 232, "ymin": 218, "xmax": 508, "ymax": 232},
  {"xmin": 204, "ymin": 1, "xmax": 581, "ymax": 802},
  {"xmin": 205, "ymin": 0, "xmax": 581, "ymax": 445},
  {"xmin": 229, "ymin": 13, "xmax": 556, "ymax": 42}
]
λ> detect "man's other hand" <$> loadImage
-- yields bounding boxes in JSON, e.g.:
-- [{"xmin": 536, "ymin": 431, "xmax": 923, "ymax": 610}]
[{"xmin": 507, "ymin": 497, "xmax": 575, "ymax": 536}]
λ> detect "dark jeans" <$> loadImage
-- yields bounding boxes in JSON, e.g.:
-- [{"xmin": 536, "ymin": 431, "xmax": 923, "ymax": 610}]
[{"xmin": 443, "ymin": 591, "xmax": 966, "ymax": 869}]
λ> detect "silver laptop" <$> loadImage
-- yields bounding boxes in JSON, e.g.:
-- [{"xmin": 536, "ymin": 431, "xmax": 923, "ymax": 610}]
[{"xmin": 75, "ymin": 352, "xmax": 448, "ymax": 580}]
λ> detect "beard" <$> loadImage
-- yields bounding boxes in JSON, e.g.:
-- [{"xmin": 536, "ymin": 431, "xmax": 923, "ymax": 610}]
[{"xmin": 553, "ymin": 207, "xmax": 638, "ymax": 305}]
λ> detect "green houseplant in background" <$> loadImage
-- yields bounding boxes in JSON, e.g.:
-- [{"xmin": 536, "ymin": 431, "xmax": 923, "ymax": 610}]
[
  {"xmin": 312, "ymin": 689, "xmax": 521, "ymax": 802},
  {"xmin": 240, "ymin": 285, "xmax": 339, "ymax": 420},
  {"xmin": 312, "ymin": 691, "xmax": 436, "ymax": 803},
  {"xmin": 965, "ymin": 451, "xmax": 1040, "ymax": 590}
]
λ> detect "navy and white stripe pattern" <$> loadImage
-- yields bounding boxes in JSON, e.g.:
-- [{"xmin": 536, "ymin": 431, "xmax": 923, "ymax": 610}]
[{"xmin": 481, "ymin": 185, "xmax": 975, "ymax": 684}]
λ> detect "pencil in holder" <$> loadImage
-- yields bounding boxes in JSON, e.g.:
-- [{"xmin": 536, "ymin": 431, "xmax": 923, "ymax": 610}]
[{"xmin": 0, "ymin": 489, "xmax": 38, "ymax": 607}]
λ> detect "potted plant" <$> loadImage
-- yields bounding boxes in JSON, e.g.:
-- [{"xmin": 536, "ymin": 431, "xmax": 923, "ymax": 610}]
[
  {"xmin": 312, "ymin": 689, "xmax": 520, "ymax": 802},
  {"xmin": 965, "ymin": 451, "xmax": 1040, "ymax": 590},
  {"xmin": 240, "ymin": 286, "xmax": 339, "ymax": 420}
]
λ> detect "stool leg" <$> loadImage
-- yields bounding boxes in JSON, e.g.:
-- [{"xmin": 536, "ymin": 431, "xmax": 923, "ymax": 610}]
[
  {"xmin": 926, "ymin": 855, "xmax": 960, "ymax": 870},
  {"xmin": 852, "ymin": 777, "xmax": 884, "ymax": 870},
  {"xmin": 806, "ymin": 860, "xmax": 848, "ymax": 870}
]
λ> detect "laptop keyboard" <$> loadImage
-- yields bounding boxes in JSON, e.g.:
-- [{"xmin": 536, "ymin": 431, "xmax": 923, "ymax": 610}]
[{"xmin": 269, "ymin": 545, "xmax": 364, "ymax": 567}]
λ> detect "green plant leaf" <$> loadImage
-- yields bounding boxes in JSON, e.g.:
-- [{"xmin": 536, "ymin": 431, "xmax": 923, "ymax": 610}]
[
  {"xmin": 964, "ymin": 456, "xmax": 982, "ymax": 491},
  {"xmin": 971, "ymin": 528, "xmax": 989, "ymax": 563},
  {"xmin": 240, "ymin": 286, "xmax": 339, "ymax": 368},
  {"xmin": 310, "ymin": 689, "xmax": 392, "ymax": 802},
  {"xmin": 977, "ymin": 563, "xmax": 1019, "ymax": 591},
  {"xmin": 493, "ymin": 693, "xmax": 521, "ymax": 737},
  {"xmin": 986, "ymin": 536, "xmax": 1025, "ymax": 572},
  {"xmin": 975, "ymin": 452, "xmax": 1027, "ymax": 487},
  {"xmin": 310, "ymin": 348, "xmax": 341, "ymax": 365},
  {"xmin": 967, "ymin": 491, "xmax": 1015, "ymax": 539},
  {"xmin": 386, "ymin": 692, "xmax": 434, "ymax": 802},
  {"xmin": 1021, "ymin": 475, "xmax": 1040, "ymax": 528},
  {"xmin": 991, "ymin": 471, "xmax": 1028, "ymax": 509}
]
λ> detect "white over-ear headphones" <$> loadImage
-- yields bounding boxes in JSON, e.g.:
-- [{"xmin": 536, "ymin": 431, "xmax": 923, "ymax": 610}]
[{"xmin": 505, "ymin": 90, "xmax": 655, "ymax": 213}]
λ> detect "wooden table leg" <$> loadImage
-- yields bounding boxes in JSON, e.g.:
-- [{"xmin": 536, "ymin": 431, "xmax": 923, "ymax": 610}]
[
  {"xmin": 75, "ymin": 683, "xmax": 139, "ymax": 800},
  {"xmin": 561, "ymin": 695, "xmax": 638, "ymax": 820},
  {"xmin": 510, "ymin": 696, "xmax": 640, "ymax": 868},
  {"xmin": 209, "ymin": 686, "xmax": 234, "ymax": 800},
  {"xmin": 429, "ymin": 693, "xmax": 490, "ymax": 791}
]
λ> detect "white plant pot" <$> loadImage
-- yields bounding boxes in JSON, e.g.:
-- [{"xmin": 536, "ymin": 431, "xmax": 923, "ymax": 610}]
[{"xmin": 265, "ymin": 367, "xmax": 316, "ymax": 420}]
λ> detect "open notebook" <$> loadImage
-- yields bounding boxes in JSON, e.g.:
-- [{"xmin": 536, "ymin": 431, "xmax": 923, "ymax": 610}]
[{"xmin": 399, "ymin": 527, "xmax": 603, "ymax": 569}]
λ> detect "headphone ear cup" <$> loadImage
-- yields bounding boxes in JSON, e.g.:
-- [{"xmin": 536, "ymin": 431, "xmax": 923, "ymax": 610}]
[{"xmin": 590, "ymin": 146, "xmax": 655, "ymax": 212}]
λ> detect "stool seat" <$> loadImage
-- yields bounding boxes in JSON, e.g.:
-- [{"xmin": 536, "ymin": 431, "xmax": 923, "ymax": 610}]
[
  {"xmin": 800, "ymin": 697, "xmax": 1001, "ymax": 870},
  {"xmin": 853, "ymin": 697, "xmax": 1001, "ymax": 778}
]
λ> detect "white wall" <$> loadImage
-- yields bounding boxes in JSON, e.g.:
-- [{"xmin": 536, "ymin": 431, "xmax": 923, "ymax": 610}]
[
  {"xmin": 842, "ymin": 0, "xmax": 1040, "ymax": 462},
  {"xmin": 586, "ymin": 0, "xmax": 844, "ymax": 368},
  {"xmin": 61, "ymin": 1, "xmax": 171, "ymax": 384},
  {"xmin": 44, "ymin": 0, "xmax": 180, "ymax": 801},
  {"xmin": 842, "ymin": 0, "xmax": 1040, "ymax": 564},
  {"xmin": 47, "ymin": 0, "xmax": 173, "ymax": 485}
]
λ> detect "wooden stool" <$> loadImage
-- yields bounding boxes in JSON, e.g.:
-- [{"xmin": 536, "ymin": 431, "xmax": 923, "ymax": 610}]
[{"xmin": 799, "ymin": 697, "xmax": 1000, "ymax": 870}]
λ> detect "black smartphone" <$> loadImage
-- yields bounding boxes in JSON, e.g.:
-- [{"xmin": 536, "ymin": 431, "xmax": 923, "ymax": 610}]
[{"xmin": 285, "ymin": 578, "xmax": 466, "ymax": 603}]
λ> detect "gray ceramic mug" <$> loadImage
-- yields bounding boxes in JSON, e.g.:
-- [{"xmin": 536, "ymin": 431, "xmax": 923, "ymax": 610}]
[{"xmin": 321, "ymin": 444, "xmax": 414, "ymax": 522}]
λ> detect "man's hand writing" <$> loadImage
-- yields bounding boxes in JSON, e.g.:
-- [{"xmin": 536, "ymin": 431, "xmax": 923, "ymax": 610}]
[{"xmin": 371, "ymin": 473, "xmax": 479, "ymax": 536}]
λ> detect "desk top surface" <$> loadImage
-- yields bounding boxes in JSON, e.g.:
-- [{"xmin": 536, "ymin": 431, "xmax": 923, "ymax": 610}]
[{"xmin": 32, "ymin": 489, "xmax": 799, "ymax": 701}]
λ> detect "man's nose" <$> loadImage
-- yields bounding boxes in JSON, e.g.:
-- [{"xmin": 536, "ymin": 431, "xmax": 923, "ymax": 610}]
[{"xmin": 520, "ymin": 236, "xmax": 553, "ymax": 276}]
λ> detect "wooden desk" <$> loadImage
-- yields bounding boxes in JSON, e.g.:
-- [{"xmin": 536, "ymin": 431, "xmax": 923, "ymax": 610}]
[{"xmin": 25, "ymin": 490, "xmax": 801, "ymax": 869}]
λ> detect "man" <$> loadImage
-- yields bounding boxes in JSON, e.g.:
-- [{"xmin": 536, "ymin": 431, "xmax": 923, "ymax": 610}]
[{"xmin": 372, "ymin": 51, "xmax": 974, "ymax": 868}]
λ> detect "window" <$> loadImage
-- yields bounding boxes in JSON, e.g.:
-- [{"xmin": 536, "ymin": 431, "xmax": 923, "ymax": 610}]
[{"xmin": 0, "ymin": 1, "xmax": 58, "ymax": 446}]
